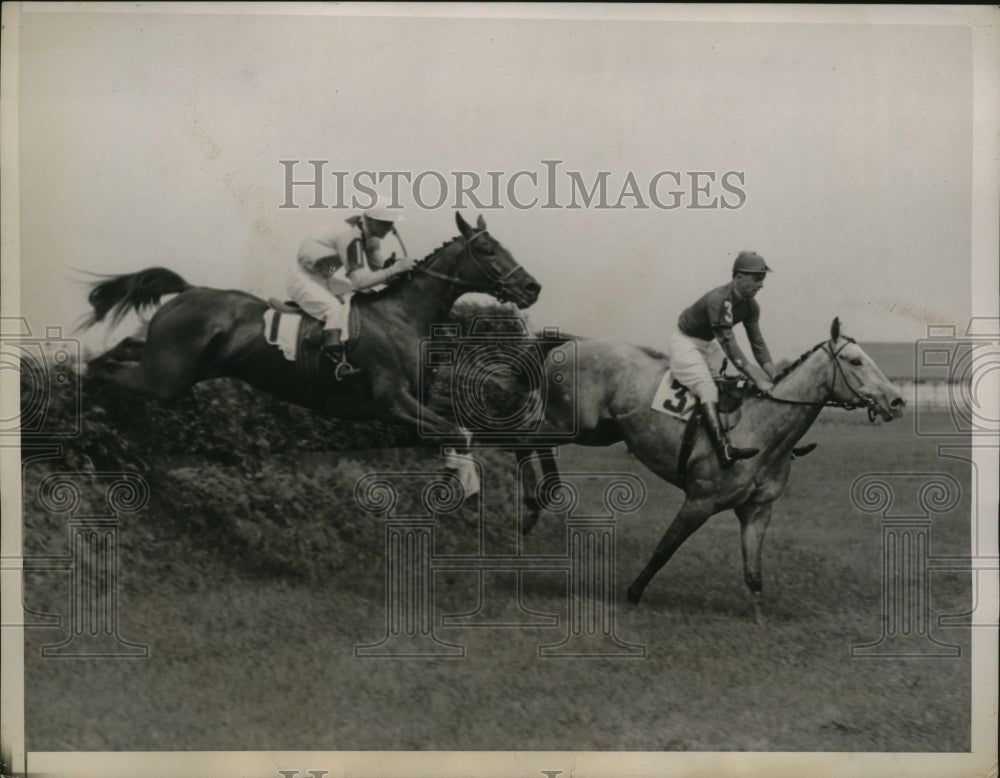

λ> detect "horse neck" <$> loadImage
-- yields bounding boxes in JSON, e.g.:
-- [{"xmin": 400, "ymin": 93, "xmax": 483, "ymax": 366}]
[
  {"xmin": 390, "ymin": 240, "xmax": 467, "ymax": 324},
  {"xmin": 747, "ymin": 346, "xmax": 831, "ymax": 453}
]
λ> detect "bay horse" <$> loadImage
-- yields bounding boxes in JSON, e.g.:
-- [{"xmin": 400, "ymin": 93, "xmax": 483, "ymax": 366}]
[
  {"xmin": 82, "ymin": 212, "xmax": 541, "ymax": 493},
  {"xmin": 519, "ymin": 318, "xmax": 904, "ymax": 621}
]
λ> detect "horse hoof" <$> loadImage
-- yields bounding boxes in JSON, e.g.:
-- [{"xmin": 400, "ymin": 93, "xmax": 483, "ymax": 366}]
[
  {"xmin": 626, "ymin": 587, "xmax": 642, "ymax": 606},
  {"xmin": 791, "ymin": 442, "xmax": 817, "ymax": 459},
  {"xmin": 521, "ymin": 510, "xmax": 539, "ymax": 536}
]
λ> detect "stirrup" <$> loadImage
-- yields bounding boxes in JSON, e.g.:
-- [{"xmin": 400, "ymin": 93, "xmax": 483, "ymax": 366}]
[
  {"xmin": 727, "ymin": 442, "xmax": 759, "ymax": 459},
  {"xmin": 322, "ymin": 345, "xmax": 361, "ymax": 380},
  {"xmin": 718, "ymin": 443, "xmax": 759, "ymax": 469},
  {"xmin": 333, "ymin": 357, "xmax": 361, "ymax": 380},
  {"xmin": 700, "ymin": 401, "xmax": 757, "ymax": 470},
  {"xmin": 327, "ymin": 354, "xmax": 361, "ymax": 381},
  {"xmin": 791, "ymin": 443, "xmax": 817, "ymax": 460}
]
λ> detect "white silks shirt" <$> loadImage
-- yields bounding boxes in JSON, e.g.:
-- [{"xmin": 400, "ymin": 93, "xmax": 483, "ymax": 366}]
[{"xmin": 286, "ymin": 219, "xmax": 388, "ymax": 335}]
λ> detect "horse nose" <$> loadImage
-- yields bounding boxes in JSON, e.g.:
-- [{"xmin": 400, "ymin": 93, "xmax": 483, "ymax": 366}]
[
  {"xmin": 891, "ymin": 397, "xmax": 905, "ymax": 409},
  {"xmin": 525, "ymin": 282, "xmax": 541, "ymax": 297}
]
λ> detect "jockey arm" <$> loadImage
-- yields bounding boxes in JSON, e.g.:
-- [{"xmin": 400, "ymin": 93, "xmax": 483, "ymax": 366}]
[
  {"xmin": 742, "ymin": 317, "xmax": 777, "ymax": 380},
  {"xmin": 712, "ymin": 325, "xmax": 775, "ymax": 388},
  {"xmin": 363, "ymin": 234, "xmax": 386, "ymax": 267},
  {"xmin": 344, "ymin": 235, "xmax": 414, "ymax": 289},
  {"xmin": 297, "ymin": 253, "xmax": 330, "ymax": 276}
]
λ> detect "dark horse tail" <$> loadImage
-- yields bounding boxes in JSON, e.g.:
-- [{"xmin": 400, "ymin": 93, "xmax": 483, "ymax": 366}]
[{"xmin": 82, "ymin": 267, "xmax": 192, "ymax": 330}]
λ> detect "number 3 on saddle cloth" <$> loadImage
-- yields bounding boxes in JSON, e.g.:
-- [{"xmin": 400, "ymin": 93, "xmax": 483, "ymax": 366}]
[
  {"xmin": 651, "ymin": 368, "xmax": 749, "ymax": 481},
  {"xmin": 262, "ymin": 297, "xmax": 362, "ymax": 385}
]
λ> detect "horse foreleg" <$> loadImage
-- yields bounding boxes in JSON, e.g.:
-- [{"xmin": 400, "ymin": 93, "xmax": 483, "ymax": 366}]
[
  {"xmin": 388, "ymin": 391, "xmax": 481, "ymax": 501},
  {"xmin": 626, "ymin": 497, "xmax": 714, "ymax": 606},
  {"xmin": 735, "ymin": 501, "xmax": 774, "ymax": 625}
]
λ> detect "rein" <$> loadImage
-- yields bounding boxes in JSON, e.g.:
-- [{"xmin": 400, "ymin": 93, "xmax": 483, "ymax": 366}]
[
  {"xmin": 753, "ymin": 338, "xmax": 881, "ymax": 422},
  {"xmin": 413, "ymin": 230, "xmax": 525, "ymax": 301}
]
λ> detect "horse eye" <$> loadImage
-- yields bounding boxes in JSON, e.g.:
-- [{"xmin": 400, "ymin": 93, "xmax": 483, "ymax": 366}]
[{"xmin": 849, "ymin": 358, "xmax": 863, "ymax": 367}]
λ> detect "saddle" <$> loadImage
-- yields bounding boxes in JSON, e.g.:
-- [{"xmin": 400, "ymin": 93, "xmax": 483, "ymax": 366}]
[
  {"xmin": 267, "ymin": 298, "xmax": 307, "ymax": 316},
  {"xmin": 652, "ymin": 370, "xmax": 749, "ymax": 421},
  {"xmin": 652, "ymin": 370, "xmax": 814, "ymax": 483},
  {"xmin": 264, "ymin": 299, "xmax": 362, "ymax": 386}
]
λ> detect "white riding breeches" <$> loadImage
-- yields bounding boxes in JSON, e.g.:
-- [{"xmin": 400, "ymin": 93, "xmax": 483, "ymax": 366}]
[
  {"xmin": 668, "ymin": 329, "xmax": 726, "ymax": 403},
  {"xmin": 286, "ymin": 267, "xmax": 350, "ymax": 338}
]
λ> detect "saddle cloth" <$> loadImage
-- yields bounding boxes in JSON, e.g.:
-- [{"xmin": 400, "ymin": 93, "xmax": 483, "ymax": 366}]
[
  {"xmin": 651, "ymin": 370, "xmax": 698, "ymax": 420},
  {"xmin": 651, "ymin": 368, "xmax": 749, "ymax": 483},
  {"xmin": 263, "ymin": 308, "xmax": 300, "ymax": 361},
  {"xmin": 263, "ymin": 294, "xmax": 356, "ymax": 362},
  {"xmin": 651, "ymin": 369, "xmax": 748, "ymax": 420}
]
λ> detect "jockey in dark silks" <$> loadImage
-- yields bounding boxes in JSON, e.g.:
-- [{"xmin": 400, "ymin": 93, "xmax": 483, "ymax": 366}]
[{"xmin": 668, "ymin": 251, "xmax": 778, "ymax": 469}]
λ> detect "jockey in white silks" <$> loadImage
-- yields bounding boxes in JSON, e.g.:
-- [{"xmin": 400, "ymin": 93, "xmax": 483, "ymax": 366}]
[
  {"xmin": 287, "ymin": 203, "xmax": 479, "ymax": 497},
  {"xmin": 287, "ymin": 203, "xmax": 415, "ymax": 376}
]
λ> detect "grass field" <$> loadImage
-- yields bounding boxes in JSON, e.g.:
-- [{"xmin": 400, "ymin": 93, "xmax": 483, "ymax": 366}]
[{"xmin": 22, "ymin": 413, "xmax": 973, "ymax": 752}]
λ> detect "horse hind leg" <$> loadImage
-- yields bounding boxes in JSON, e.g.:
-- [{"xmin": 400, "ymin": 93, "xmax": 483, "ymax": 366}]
[
  {"xmin": 88, "ymin": 342, "xmax": 201, "ymax": 403},
  {"xmin": 89, "ymin": 361, "xmax": 187, "ymax": 403},
  {"xmin": 626, "ymin": 496, "xmax": 714, "ymax": 606},
  {"xmin": 115, "ymin": 337, "xmax": 146, "ymax": 362},
  {"xmin": 88, "ymin": 336, "xmax": 146, "ymax": 370}
]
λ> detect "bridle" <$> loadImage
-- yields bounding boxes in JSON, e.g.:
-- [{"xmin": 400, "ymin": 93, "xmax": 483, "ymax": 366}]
[
  {"xmin": 754, "ymin": 337, "xmax": 882, "ymax": 422},
  {"xmin": 413, "ymin": 230, "xmax": 529, "ymax": 303}
]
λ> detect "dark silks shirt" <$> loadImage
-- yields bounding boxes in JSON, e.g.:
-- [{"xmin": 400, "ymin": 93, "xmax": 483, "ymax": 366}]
[{"xmin": 677, "ymin": 281, "xmax": 773, "ymax": 373}]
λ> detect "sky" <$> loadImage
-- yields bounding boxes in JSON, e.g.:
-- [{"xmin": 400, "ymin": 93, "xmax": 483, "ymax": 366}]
[{"xmin": 5, "ymin": 4, "xmax": 994, "ymax": 364}]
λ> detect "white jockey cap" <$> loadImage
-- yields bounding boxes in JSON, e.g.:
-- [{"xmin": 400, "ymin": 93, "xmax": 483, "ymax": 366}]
[{"xmin": 363, "ymin": 198, "xmax": 404, "ymax": 224}]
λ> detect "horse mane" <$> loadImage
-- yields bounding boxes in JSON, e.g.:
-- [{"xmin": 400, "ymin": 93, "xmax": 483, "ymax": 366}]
[
  {"xmin": 638, "ymin": 345, "xmax": 669, "ymax": 362},
  {"xmin": 772, "ymin": 342, "xmax": 826, "ymax": 384}
]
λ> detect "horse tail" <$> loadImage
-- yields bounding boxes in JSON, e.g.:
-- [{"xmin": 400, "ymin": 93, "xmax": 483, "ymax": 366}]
[{"xmin": 83, "ymin": 267, "xmax": 193, "ymax": 329}]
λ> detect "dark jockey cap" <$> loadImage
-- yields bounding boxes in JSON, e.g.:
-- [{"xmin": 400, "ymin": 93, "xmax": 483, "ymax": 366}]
[{"xmin": 732, "ymin": 251, "xmax": 773, "ymax": 275}]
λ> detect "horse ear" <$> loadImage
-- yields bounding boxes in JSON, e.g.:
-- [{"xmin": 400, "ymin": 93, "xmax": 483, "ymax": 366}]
[
  {"xmin": 456, "ymin": 211, "xmax": 472, "ymax": 238},
  {"xmin": 831, "ymin": 317, "xmax": 841, "ymax": 341},
  {"xmin": 476, "ymin": 214, "xmax": 486, "ymax": 231}
]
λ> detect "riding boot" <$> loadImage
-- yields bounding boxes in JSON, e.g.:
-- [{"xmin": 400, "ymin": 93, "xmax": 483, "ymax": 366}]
[
  {"xmin": 701, "ymin": 401, "xmax": 758, "ymax": 470},
  {"xmin": 321, "ymin": 329, "xmax": 360, "ymax": 379}
]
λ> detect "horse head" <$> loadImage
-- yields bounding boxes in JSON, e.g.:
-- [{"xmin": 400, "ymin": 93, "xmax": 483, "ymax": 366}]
[
  {"xmin": 824, "ymin": 317, "xmax": 906, "ymax": 421},
  {"xmin": 430, "ymin": 212, "xmax": 540, "ymax": 309}
]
